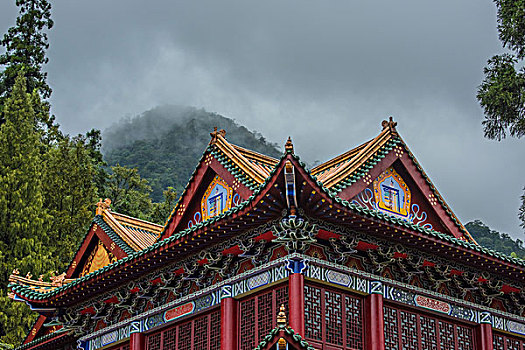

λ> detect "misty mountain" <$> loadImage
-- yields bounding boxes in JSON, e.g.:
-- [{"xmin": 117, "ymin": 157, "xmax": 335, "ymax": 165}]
[
  {"xmin": 102, "ymin": 105, "xmax": 281, "ymax": 201},
  {"xmin": 466, "ymin": 220, "xmax": 525, "ymax": 259}
]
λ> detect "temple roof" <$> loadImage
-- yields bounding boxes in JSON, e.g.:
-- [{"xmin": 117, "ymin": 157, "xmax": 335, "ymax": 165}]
[
  {"xmin": 8, "ymin": 204, "xmax": 163, "ymax": 309},
  {"xmin": 7, "ymin": 119, "xmax": 525, "ymax": 313},
  {"xmin": 100, "ymin": 209, "xmax": 162, "ymax": 252},
  {"xmin": 311, "ymin": 139, "xmax": 372, "ymax": 181},
  {"xmin": 211, "ymin": 127, "xmax": 277, "ymax": 185}
]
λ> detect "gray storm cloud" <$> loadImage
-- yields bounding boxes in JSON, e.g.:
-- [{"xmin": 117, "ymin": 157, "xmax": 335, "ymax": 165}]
[{"xmin": 0, "ymin": 0, "xmax": 523, "ymax": 238}]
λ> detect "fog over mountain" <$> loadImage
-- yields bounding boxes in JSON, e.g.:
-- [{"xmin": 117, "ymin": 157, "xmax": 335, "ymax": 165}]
[
  {"xmin": 0, "ymin": 0, "xmax": 524, "ymax": 239},
  {"xmin": 103, "ymin": 105, "xmax": 281, "ymax": 201}
]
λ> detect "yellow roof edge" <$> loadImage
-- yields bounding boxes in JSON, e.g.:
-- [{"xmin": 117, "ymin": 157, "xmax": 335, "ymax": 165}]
[
  {"xmin": 322, "ymin": 127, "xmax": 393, "ymax": 188},
  {"xmin": 231, "ymin": 144, "xmax": 280, "ymax": 166},
  {"xmin": 110, "ymin": 211, "xmax": 163, "ymax": 233},
  {"xmin": 102, "ymin": 210, "xmax": 145, "ymax": 251},
  {"xmin": 215, "ymin": 135, "xmax": 268, "ymax": 183},
  {"xmin": 311, "ymin": 139, "xmax": 373, "ymax": 176}
]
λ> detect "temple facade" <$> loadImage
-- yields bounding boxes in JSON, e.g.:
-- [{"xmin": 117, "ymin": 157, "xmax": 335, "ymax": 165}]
[{"xmin": 8, "ymin": 120, "xmax": 525, "ymax": 350}]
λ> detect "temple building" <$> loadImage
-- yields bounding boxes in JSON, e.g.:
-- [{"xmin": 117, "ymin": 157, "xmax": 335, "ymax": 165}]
[{"xmin": 8, "ymin": 119, "xmax": 525, "ymax": 350}]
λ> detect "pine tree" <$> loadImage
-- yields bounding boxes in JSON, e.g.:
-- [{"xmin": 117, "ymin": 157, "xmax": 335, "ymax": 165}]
[
  {"xmin": 0, "ymin": 0, "xmax": 53, "ymax": 104},
  {"xmin": 478, "ymin": 1, "xmax": 525, "ymax": 232},
  {"xmin": 0, "ymin": 73, "xmax": 55, "ymax": 346},
  {"xmin": 104, "ymin": 165, "xmax": 153, "ymax": 220},
  {"xmin": 477, "ymin": 0, "xmax": 525, "ymax": 140},
  {"xmin": 41, "ymin": 134, "xmax": 99, "ymax": 269},
  {"xmin": 149, "ymin": 187, "xmax": 177, "ymax": 225}
]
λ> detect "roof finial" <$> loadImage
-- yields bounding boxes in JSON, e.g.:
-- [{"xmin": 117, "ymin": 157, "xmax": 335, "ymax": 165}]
[
  {"xmin": 381, "ymin": 116, "xmax": 398, "ymax": 133},
  {"xmin": 277, "ymin": 304, "xmax": 287, "ymax": 328},
  {"xmin": 210, "ymin": 127, "xmax": 226, "ymax": 144},
  {"xmin": 96, "ymin": 198, "xmax": 111, "ymax": 215},
  {"xmin": 285, "ymin": 136, "xmax": 294, "ymax": 154}
]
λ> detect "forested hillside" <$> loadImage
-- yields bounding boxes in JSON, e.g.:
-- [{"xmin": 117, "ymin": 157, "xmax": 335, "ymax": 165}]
[
  {"xmin": 102, "ymin": 108, "xmax": 525, "ymax": 261},
  {"xmin": 102, "ymin": 105, "xmax": 281, "ymax": 201},
  {"xmin": 466, "ymin": 220, "xmax": 525, "ymax": 259}
]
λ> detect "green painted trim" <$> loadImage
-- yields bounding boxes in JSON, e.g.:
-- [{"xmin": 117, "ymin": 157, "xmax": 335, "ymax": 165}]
[{"xmin": 253, "ymin": 326, "xmax": 316, "ymax": 350}]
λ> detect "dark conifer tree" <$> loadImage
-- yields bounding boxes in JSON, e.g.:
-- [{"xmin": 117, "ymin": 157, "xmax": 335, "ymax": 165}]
[
  {"xmin": 0, "ymin": 0, "xmax": 53, "ymax": 101},
  {"xmin": 478, "ymin": 1, "xmax": 525, "ymax": 231},
  {"xmin": 0, "ymin": 73, "xmax": 55, "ymax": 346},
  {"xmin": 478, "ymin": 1, "xmax": 525, "ymax": 140}
]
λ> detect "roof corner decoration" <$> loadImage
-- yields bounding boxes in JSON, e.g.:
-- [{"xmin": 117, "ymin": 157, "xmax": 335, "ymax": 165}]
[
  {"xmin": 8, "ymin": 269, "xmax": 74, "ymax": 299},
  {"xmin": 381, "ymin": 116, "xmax": 398, "ymax": 135},
  {"xmin": 209, "ymin": 126, "xmax": 226, "ymax": 145},
  {"xmin": 95, "ymin": 198, "xmax": 111, "ymax": 216},
  {"xmin": 285, "ymin": 136, "xmax": 294, "ymax": 154},
  {"xmin": 276, "ymin": 304, "xmax": 287, "ymax": 328}
]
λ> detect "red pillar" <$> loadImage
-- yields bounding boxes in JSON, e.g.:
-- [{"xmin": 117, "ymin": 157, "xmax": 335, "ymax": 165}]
[
  {"xmin": 365, "ymin": 287, "xmax": 385, "ymax": 350},
  {"xmin": 221, "ymin": 296, "xmax": 238, "ymax": 350},
  {"xmin": 130, "ymin": 332, "xmax": 145, "ymax": 350},
  {"xmin": 289, "ymin": 272, "xmax": 305, "ymax": 337},
  {"xmin": 477, "ymin": 322, "xmax": 494, "ymax": 350}
]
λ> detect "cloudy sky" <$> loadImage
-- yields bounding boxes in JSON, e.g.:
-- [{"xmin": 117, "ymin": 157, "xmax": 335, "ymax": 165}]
[{"xmin": 1, "ymin": 1, "xmax": 524, "ymax": 238}]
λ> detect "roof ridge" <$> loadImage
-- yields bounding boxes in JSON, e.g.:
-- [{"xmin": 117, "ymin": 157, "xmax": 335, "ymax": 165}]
[
  {"xmin": 321, "ymin": 127, "xmax": 393, "ymax": 188},
  {"xmin": 231, "ymin": 143, "xmax": 279, "ymax": 165},
  {"xmin": 215, "ymin": 134, "xmax": 269, "ymax": 183},
  {"xmin": 102, "ymin": 211, "xmax": 147, "ymax": 251},
  {"xmin": 110, "ymin": 210, "xmax": 163, "ymax": 232},
  {"xmin": 311, "ymin": 139, "xmax": 372, "ymax": 176}
]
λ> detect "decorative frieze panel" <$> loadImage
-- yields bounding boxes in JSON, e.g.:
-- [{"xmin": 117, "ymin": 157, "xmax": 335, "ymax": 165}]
[
  {"xmin": 303, "ymin": 256, "xmax": 525, "ymax": 339},
  {"xmin": 78, "ymin": 257, "xmax": 290, "ymax": 350},
  {"xmin": 79, "ymin": 252, "xmax": 525, "ymax": 350},
  {"xmin": 311, "ymin": 218, "xmax": 524, "ymax": 315}
]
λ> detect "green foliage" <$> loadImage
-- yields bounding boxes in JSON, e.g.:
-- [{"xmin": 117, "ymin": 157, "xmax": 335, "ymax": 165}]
[
  {"xmin": 495, "ymin": 0, "xmax": 525, "ymax": 60},
  {"xmin": 0, "ymin": 74, "xmax": 101, "ymax": 346},
  {"xmin": 103, "ymin": 105, "xmax": 281, "ymax": 202},
  {"xmin": 478, "ymin": 54, "xmax": 525, "ymax": 140},
  {"xmin": 150, "ymin": 187, "xmax": 177, "ymax": 225},
  {"xmin": 0, "ymin": 0, "xmax": 53, "ymax": 104},
  {"xmin": 41, "ymin": 134, "xmax": 100, "ymax": 268},
  {"xmin": 479, "ymin": 1, "xmax": 525, "ymax": 232},
  {"xmin": 104, "ymin": 165, "xmax": 153, "ymax": 221},
  {"xmin": 0, "ymin": 73, "xmax": 53, "ymax": 345},
  {"xmin": 102, "ymin": 164, "xmax": 177, "ymax": 225},
  {"xmin": 466, "ymin": 220, "xmax": 525, "ymax": 259},
  {"xmin": 477, "ymin": 0, "xmax": 525, "ymax": 141}
]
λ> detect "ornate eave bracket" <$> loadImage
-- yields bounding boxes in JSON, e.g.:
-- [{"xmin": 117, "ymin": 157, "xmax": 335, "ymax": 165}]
[{"xmin": 272, "ymin": 216, "xmax": 317, "ymax": 253}]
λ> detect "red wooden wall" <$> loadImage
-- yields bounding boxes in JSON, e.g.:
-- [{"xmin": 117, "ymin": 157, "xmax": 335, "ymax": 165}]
[
  {"xmin": 238, "ymin": 284, "xmax": 289, "ymax": 350},
  {"xmin": 144, "ymin": 309, "xmax": 220, "ymax": 350}
]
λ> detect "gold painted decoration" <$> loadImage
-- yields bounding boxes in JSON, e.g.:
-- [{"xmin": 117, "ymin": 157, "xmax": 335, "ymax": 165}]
[
  {"xmin": 373, "ymin": 167, "xmax": 411, "ymax": 219},
  {"xmin": 80, "ymin": 241, "xmax": 117, "ymax": 277},
  {"xmin": 201, "ymin": 175, "xmax": 233, "ymax": 221}
]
